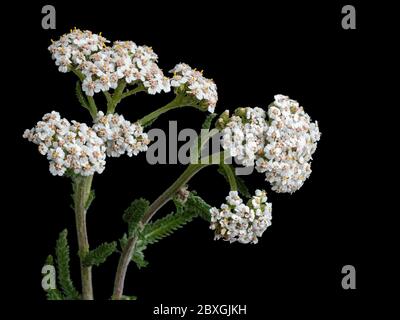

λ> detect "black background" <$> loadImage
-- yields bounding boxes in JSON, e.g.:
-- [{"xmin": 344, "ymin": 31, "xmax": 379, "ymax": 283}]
[{"xmin": 5, "ymin": 0, "xmax": 395, "ymax": 317}]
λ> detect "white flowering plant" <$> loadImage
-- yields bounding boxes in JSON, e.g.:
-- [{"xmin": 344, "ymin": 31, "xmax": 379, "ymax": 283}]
[{"xmin": 24, "ymin": 29, "xmax": 320, "ymax": 300}]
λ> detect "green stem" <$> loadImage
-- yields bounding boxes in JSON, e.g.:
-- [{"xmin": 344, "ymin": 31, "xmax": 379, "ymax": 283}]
[
  {"xmin": 219, "ymin": 163, "xmax": 238, "ymax": 191},
  {"xmin": 121, "ymin": 84, "xmax": 145, "ymax": 99},
  {"xmin": 107, "ymin": 81, "xmax": 127, "ymax": 114},
  {"xmin": 112, "ymin": 163, "xmax": 207, "ymax": 300},
  {"xmin": 72, "ymin": 175, "xmax": 94, "ymax": 300},
  {"xmin": 139, "ymin": 95, "xmax": 193, "ymax": 127}
]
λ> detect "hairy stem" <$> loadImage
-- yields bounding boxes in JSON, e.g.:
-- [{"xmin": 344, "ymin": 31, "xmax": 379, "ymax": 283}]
[
  {"xmin": 112, "ymin": 163, "xmax": 207, "ymax": 299},
  {"xmin": 73, "ymin": 175, "xmax": 94, "ymax": 300},
  {"xmin": 107, "ymin": 81, "xmax": 127, "ymax": 114}
]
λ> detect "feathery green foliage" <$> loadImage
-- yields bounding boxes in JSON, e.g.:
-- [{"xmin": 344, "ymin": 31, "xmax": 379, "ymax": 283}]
[
  {"xmin": 47, "ymin": 289, "xmax": 64, "ymax": 300},
  {"xmin": 82, "ymin": 242, "xmax": 117, "ymax": 267},
  {"xmin": 123, "ymin": 198, "xmax": 150, "ymax": 236},
  {"xmin": 217, "ymin": 165, "xmax": 251, "ymax": 199},
  {"xmin": 132, "ymin": 242, "xmax": 148, "ymax": 269},
  {"xmin": 142, "ymin": 209, "xmax": 196, "ymax": 245},
  {"xmin": 130, "ymin": 193, "xmax": 212, "ymax": 269},
  {"xmin": 43, "ymin": 255, "xmax": 64, "ymax": 300},
  {"xmin": 202, "ymin": 113, "xmax": 217, "ymax": 130},
  {"xmin": 119, "ymin": 233, "xmax": 128, "ymax": 251},
  {"xmin": 55, "ymin": 230, "xmax": 80, "ymax": 300},
  {"xmin": 185, "ymin": 192, "xmax": 212, "ymax": 222},
  {"xmin": 75, "ymin": 80, "xmax": 89, "ymax": 110}
]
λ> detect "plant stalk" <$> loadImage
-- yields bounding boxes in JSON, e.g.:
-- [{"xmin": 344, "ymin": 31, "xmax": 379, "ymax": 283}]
[
  {"xmin": 73, "ymin": 175, "xmax": 94, "ymax": 300},
  {"xmin": 139, "ymin": 95, "xmax": 193, "ymax": 127},
  {"xmin": 112, "ymin": 163, "xmax": 207, "ymax": 299}
]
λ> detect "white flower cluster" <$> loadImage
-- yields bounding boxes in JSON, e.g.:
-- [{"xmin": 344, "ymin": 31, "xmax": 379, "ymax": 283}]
[
  {"xmin": 48, "ymin": 28, "xmax": 109, "ymax": 73},
  {"xmin": 221, "ymin": 107, "xmax": 267, "ymax": 166},
  {"xmin": 170, "ymin": 63, "xmax": 218, "ymax": 113},
  {"xmin": 210, "ymin": 190, "xmax": 272, "ymax": 244},
  {"xmin": 48, "ymin": 29, "xmax": 171, "ymax": 96},
  {"xmin": 220, "ymin": 95, "xmax": 321, "ymax": 193},
  {"xmin": 93, "ymin": 112, "xmax": 150, "ymax": 157},
  {"xmin": 255, "ymin": 95, "xmax": 321, "ymax": 193},
  {"xmin": 23, "ymin": 111, "xmax": 106, "ymax": 176}
]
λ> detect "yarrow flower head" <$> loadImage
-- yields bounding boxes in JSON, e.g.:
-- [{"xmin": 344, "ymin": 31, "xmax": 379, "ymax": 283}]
[
  {"xmin": 93, "ymin": 112, "xmax": 150, "ymax": 157},
  {"xmin": 170, "ymin": 63, "xmax": 218, "ymax": 113},
  {"xmin": 23, "ymin": 111, "xmax": 106, "ymax": 176},
  {"xmin": 255, "ymin": 95, "xmax": 321, "ymax": 193},
  {"xmin": 219, "ymin": 95, "xmax": 321, "ymax": 193},
  {"xmin": 48, "ymin": 28, "xmax": 109, "ymax": 73},
  {"xmin": 210, "ymin": 190, "xmax": 272, "ymax": 244},
  {"xmin": 49, "ymin": 29, "xmax": 171, "ymax": 96},
  {"xmin": 80, "ymin": 41, "xmax": 171, "ymax": 96}
]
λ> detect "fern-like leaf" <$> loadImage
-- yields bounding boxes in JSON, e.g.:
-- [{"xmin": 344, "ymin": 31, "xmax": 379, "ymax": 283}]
[
  {"xmin": 82, "ymin": 242, "xmax": 117, "ymax": 267},
  {"xmin": 123, "ymin": 198, "xmax": 149, "ymax": 237},
  {"xmin": 202, "ymin": 113, "xmax": 217, "ymax": 129},
  {"xmin": 75, "ymin": 81, "xmax": 89, "ymax": 110},
  {"xmin": 129, "ymin": 193, "xmax": 213, "ymax": 269},
  {"xmin": 47, "ymin": 289, "xmax": 64, "ymax": 300},
  {"xmin": 55, "ymin": 230, "xmax": 80, "ymax": 300},
  {"xmin": 132, "ymin": 242, "xmax": 148, "ymax": 269},
  {"xmin": 142, "ymin": 209, "xmax": 196, "ymax": 245},
  {"xmin": 185, "ymin": 193, "xmax": 212, "ymax": 222},
  {"xmin": 43, "ymin": 255, "xmax": 65, "ymax": 300}
]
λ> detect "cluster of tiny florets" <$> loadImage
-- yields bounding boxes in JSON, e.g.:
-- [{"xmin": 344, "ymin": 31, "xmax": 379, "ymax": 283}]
[
  {"xmin": 255, "ymin": 95, "xmax": 321, "ymax": 193},
  {"xmin": 93, "ymin": 112, "xmax": 150, "ymax": 157},
  {"xmin": 210, "ymin": 190, "xmax": 272, "ymax": 244},
  {"xmin": 170, "ymin": 63, "xmax": 218, "ymax": 113},
  {"xmin": 221, "ymin": 107, "xmax": 267, "ymax": 166},
  {"xmin": 23, "ymin": 111, "xmax": 106, "ymax": 176},
  {"xmin": 220, "ymin": 95, "xmax": 321, "ymax": 193},
  {"xmin": 48, "ymin": 28, "xmax": 109, "ymax": 73},
  {"xmin": 48, "ymin": 29, "xmax": 171, "ymax": 96}
]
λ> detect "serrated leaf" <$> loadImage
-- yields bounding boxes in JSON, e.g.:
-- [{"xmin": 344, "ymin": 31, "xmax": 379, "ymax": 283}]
[
  {"xmin": 75, "ymin": 81, "xmax": 89, "ymax": 110},
  {"xmin": 47, "ymin": 289, "xmax": 64, "ymax": 300},
  {"xmin": 123, "ymin": 198, "xmax": 149, "ymax": 237},
  {"xmin": 185, "ymin": 193, "xmax": 211, "ymax": 222},
  {"xmin": 202, "ymin": 113, "xmax": 217, "ymax": 129},
  {"xmin": 43, "ymin": 255, "xmax": 65, "ymax": 300},
  {"xmin": 119, "ymin": 233, "xmax": 128, "ymax": 251},
  {"xmin": 55, "ymin": 230, "xmax": 80, "ymax": 300},
  {"xmin": 132, "ymin": 246, "xmax": 148, "ymax": 269},
  {"xmin": 129, "ymin": 192, "xmax": 213, "ymax": 269},
  {"xmin": 82, "ymin": 242, "xmax": 117, "ymax": 267},
  {"xmin": 142, "ymin": 209, "xmax": 196, "ymax": 246}
]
